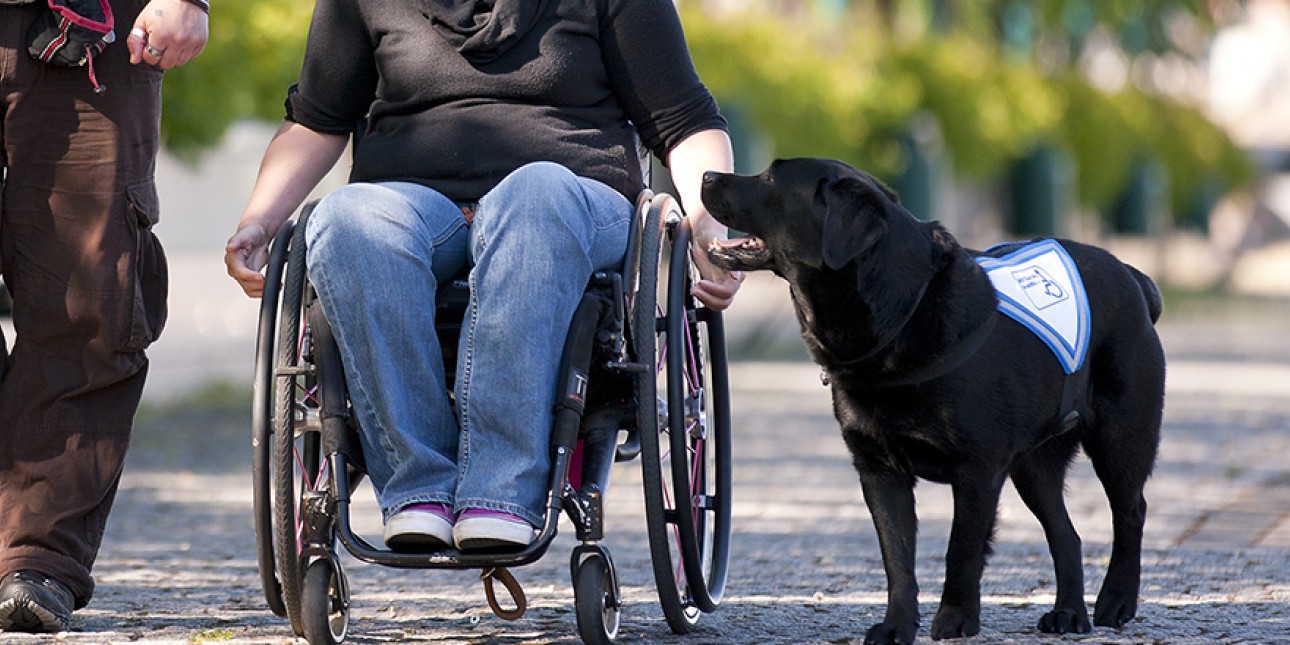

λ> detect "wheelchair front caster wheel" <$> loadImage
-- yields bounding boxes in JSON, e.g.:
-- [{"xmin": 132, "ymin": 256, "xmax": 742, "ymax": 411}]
[
  {"xmin": 574, "ymin": 554, "xmax": 621, "ymax": 645},
  {"xmin": 302, "ymin": 559, "xmax": 349, "ymax": 645}
]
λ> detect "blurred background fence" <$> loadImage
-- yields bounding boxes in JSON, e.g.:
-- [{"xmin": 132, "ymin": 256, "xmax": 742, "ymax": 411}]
[{"xmin": 145, "ymin": 0, "xmax": 1290, "ymax": 400}]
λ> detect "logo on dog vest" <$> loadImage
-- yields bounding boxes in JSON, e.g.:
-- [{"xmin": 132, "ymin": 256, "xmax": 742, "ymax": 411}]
[
  {"xmin": 977, "ymin": 240, "xmax": 1089, "ymax": 374},
  {"xmin": 1012, "ymin": 265, "xmax": 1067, "ymax": 309}
]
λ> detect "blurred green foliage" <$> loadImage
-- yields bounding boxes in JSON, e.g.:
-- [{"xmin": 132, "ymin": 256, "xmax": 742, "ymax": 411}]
[
  {"xmin": 158, "ymin": 0, "xmax": 1252, "ymax": 226},
  {"xmin": 683, "ymin": 1, "xmax": 1254, "ymax": 225},
  {"xmin": 159, "ymin": 0, "xmax": 310, "ymax": 161}
]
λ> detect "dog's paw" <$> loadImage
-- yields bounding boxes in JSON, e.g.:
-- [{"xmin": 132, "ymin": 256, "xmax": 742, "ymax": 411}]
[
  {"xmin": 1037, "ymin": 607, "xmax": 1091, "ymax": 634},
  {"xmin": 929, "ymin": 605, "xmax": 980, "ymax": 640},
  {"xmin": 864, "ymin": 622, "xmax": 918, "ymax": 645},
  {"xmin": 1093, "ymin": 590, "xmax": 1138, "ymax": 628}
]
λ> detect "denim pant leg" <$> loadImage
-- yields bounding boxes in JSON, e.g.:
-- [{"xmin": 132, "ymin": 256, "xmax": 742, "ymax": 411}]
[
  {"xmin": 455, "ymin": 162, "xmax": 632, "ymax": 526},
  {"xmin": 305, "ymin": 182, "xmax": 470, "ymax": 520}
]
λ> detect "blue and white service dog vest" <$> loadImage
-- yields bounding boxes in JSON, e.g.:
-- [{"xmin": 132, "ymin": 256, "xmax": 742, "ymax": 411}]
[{"xmin": 976, "ymin": 239, "xmax": 1090, "ymax": 375}]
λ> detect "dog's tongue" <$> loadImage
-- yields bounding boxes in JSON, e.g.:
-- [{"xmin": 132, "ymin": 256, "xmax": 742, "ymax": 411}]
[{"xmin": 711, "ymin": 236, "xmax": 755, "ymax": 249}]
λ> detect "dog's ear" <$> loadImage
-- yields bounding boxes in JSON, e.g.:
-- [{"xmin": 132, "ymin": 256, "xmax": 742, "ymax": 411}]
[{"xmin": 819, "ymin": 176, "xmax": 887, "ymax": 270}]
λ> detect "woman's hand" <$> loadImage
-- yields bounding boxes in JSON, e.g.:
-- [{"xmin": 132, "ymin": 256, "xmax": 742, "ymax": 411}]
[
  {"xmin": 687, "ymin": 211, "xmax": 744, "ymax": 311},
  {"xmin": 224, "ymin": 222, "xmax": 272, "ymax": 298}
]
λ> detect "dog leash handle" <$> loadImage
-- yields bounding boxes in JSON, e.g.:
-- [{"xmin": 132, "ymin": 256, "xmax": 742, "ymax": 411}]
[{"xmin": 481, "ymin": 567, "xmax": 527, "ymax": 621}]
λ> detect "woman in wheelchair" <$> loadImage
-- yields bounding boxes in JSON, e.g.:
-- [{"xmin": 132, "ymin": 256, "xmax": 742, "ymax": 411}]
[{"xmin": 224, "ymin": 0, "xmax": 741, "ymax": 553}]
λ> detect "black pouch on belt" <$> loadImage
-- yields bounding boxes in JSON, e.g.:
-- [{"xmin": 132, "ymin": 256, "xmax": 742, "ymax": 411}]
[{"xmin": 27, "ymin": 0, "xmax": 115, "ymax": 67}]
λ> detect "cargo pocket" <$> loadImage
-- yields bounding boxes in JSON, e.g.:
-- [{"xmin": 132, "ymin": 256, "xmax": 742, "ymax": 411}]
[{"xmin": 119, "ymin": 180, "xmax": 168, "ymax": 352}]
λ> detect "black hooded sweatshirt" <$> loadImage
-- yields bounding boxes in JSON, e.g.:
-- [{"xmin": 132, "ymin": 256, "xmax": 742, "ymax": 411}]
[{"xmin": 286, "ymin": 0, "xmax": 726, "ymax": 201}]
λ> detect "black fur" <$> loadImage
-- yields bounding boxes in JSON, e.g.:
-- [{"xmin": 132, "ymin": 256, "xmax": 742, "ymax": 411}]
[{"xmin": 703, "ymin": 158, "xmax": 1165, "ymax": 644}]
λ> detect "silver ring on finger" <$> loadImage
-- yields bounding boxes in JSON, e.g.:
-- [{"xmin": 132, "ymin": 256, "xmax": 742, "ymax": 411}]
[{"xmin": 145, "ymin": 45, "xmax": 165, "ymax": 57}]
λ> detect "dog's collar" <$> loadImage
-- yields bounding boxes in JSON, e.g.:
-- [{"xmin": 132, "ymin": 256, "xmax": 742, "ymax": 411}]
[
  {"xmin": 821, "ymin": 308, "xmax": 996, "ymax": 389},
  {"xmin": 820, "ymin": 279, "xmax": 930, "ymax": 371}
]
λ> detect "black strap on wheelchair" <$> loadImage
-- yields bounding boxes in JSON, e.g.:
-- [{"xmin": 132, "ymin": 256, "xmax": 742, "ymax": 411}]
[
  {"xmin": 308, "ymin": 301, "xmax": 358, "ymax": 461},
  {"xmin": 552, "ymin": 289, "xmax": 614, "ymax": 450},
  {"xmin": 481, "ymin": 567, "xmax": 527, "ymax": 621}
]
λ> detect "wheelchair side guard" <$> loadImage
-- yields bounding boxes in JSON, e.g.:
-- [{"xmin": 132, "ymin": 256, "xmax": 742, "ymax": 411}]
[{"xmin": 307, "ymin": 299, "xmax": 361, "ymax": 464}]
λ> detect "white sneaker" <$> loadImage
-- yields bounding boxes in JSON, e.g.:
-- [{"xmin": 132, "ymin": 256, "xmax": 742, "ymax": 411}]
[
  {"xmin": 383, "ymin": 504, "xmax": 454, "ymax": 552},
  {"xmin": 453, "ymin": 509, "xmax": 537, "ymax": 551}
]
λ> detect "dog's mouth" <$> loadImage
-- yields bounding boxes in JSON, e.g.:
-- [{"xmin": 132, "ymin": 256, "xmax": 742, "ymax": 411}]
[{"xmin": 707, "ymin": 235, "xmax": 773, "ymax": 271}]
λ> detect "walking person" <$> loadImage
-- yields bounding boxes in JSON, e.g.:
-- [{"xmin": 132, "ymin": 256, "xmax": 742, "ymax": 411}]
[{"xmin": 0, "ymin": 0, "xmax": 208, "ymax": 632}]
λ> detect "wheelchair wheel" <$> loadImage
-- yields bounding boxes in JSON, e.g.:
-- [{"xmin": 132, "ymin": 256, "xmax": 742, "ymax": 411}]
[
  {"xmin": 252, "ymin": 220, "xmax": 296, "ymax": 619},
  {"xmin": 573, "ymin": 553, "xmax": 621, "ymax": 645},
  {"xmin": 270, "ymin": 212, "xmax": 332, "ymax": 636},
  {"xmin": 301, "ymin": 558, "xmax": 350, "ymax": 645},
  {"xmin": 632, "ymin": 194, "xmax": 734, "ymax": 633}
]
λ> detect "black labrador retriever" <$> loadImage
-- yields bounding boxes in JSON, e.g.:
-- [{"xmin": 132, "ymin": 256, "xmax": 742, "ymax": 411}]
[{"xmin": 702, "ymin": 158, "xmax": 1164, "ymax": 644}]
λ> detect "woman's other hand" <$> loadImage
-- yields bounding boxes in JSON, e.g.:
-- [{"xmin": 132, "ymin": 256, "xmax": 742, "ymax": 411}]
[{"xmin": 224, "ymin": 223, "xmax": 271, "ymax": 298}]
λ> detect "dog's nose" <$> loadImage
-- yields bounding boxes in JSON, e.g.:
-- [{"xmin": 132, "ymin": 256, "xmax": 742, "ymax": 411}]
[{"xmin": 702, "ymin": 171, "xmax": 719, "ymax": 185}]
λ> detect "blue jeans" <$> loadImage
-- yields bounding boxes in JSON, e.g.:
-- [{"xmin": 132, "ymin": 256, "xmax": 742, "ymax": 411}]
[{"xmin": 305, "ymin": 162, "xmax": 632, "ymax": 527}]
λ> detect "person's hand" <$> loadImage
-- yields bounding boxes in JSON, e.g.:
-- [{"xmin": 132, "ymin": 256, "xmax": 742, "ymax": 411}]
[
  {"xmin": 126, "ymin": 0, "xmax": 208, "ymax": 70},
  {"xmin": 687, "ymin": 211, "xmax": 744, "ymax": 311},
  {"xmin": 225, "ymin": 223, "xmax": 271, "ymax": 298}
]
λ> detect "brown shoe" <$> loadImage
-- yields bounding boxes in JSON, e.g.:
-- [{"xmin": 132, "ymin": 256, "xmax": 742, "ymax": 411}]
[{"xmin": 0, "ymin": 571, "xmax": 73, "ymax": 633}]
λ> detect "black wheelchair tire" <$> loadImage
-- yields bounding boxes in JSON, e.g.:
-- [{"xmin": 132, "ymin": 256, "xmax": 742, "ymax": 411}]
[
  {"xmin": 663, "ymin": 217, "xmax": 733, "ymax": 612},
  {"xmin": 301, "ymin": 558, "xmax": 349, "ymax": 645},
  {"xmin": 272, "ymin": 215, "xmax": 312, "ymax": 636},
  {"xmin": 252, "ymin": 220, "xmax": 296, "ymax": 619},
  {"xmin": 633, "ymin": 194, "xmax": 734, "ymax": 633},
  {"xmin": 573, "ymin": 555, "xmax": 620, "ymax": 645},
  {"xmin": 633, "ymin": 194, "xmax": 697, "ymax": 633}
]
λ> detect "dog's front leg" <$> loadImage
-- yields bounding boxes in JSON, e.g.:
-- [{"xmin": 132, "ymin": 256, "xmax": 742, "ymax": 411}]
[
  {"xmin": 859, "ymin": 473, "xmax": 920, "ymax": 645},
  {"xmin": 929, "ymin": 472, "xmax": 1008, "ymax": 640}
]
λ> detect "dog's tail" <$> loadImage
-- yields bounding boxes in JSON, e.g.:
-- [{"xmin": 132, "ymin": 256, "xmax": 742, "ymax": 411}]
[{"xmin": 1127, "ymin": 264, "xmax": 1163, "ymax": 324}]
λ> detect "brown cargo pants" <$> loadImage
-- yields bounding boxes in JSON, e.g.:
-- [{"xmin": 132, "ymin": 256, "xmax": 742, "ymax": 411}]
[{"xmin": 0, "ymin": 0, "xmax": 167, "ymax": 609}]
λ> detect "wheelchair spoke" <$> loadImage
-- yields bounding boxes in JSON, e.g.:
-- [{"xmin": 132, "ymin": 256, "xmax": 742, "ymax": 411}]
[
  {"xmin": 297, "ymin": 383, "xmax": 320, "ymax": 408},
  {"xmin": 689, "ymin": 439, "xmax": 704, "ymax": 498},
  {"xmin": 683, "ymin": 317, "xmax": 702, "ymax": 391}
]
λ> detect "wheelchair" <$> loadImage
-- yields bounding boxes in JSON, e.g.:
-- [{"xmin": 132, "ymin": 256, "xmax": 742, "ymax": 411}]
[{"xmin": 249, "ymin": 187, "xmax": 734, "ymax": 644}]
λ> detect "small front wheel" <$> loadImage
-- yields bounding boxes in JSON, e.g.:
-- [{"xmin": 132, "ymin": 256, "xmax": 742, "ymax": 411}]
[
  {"xmin": 301, "ymin": 559, "xmax": 349, "ymax": 645},
  {"xmin": 574, "ymin": 555, "xmax": 620, "ymax": 645}
]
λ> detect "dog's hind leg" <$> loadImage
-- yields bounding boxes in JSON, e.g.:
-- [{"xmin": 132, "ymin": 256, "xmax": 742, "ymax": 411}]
[
  {"xmin": 1083, "ymin": 422, "xmax": 1159, "ymax": 628},
  {"xmin": 1009, "ymin": 438, "xmax": 1091, "ymax": 634},
  {"xmin": 928, "ymin": 467, "xmax": 1008, "ymax": 641},
  {"xmin": 1084, "ymin": 331, "xmax": 1164, "ymax": 629},
  {"xmin": 857, "ymin": 472, "xmax": 921, "ymax": 645}
]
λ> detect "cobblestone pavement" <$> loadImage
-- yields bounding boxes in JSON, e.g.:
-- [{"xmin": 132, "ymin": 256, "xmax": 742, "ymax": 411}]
[{"xmin": 1, "ymin": 286, "xmax": 1287, "ymax": 645}]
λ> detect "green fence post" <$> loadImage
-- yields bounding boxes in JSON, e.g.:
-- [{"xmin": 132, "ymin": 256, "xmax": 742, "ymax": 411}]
[
  {"xmin": 1110, "ymin": 158, "xmax": 1169, "ymax": 235},
  {"xmin": 1181, "ymin": 174, "xmax": 1222, "ymax": 234},
  {"xmin": 1006, "ymin": 143, "xmax": 1075, "ymax": 237},
  {"xmin": 890, "ymin": 112, "xmax": 945, "ymax": 222}
]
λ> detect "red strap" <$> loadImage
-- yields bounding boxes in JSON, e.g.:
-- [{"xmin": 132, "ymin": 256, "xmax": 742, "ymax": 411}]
[
  {"xmin": 47, "ymin": 0, "xmax": 113, "ymax": 34},
  {"xmin": 85, "ymin": 47, "xmax": 105, "ymax": 94}
]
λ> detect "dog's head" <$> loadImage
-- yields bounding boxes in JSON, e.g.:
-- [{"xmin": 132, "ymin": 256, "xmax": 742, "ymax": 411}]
[
  {"xmin": 704, "ymin": 158, "xmax": 999, "ymax": 380},
  {"xmin": 702, "ymin": 158, "xmax": 918, "ymax": 274}
]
